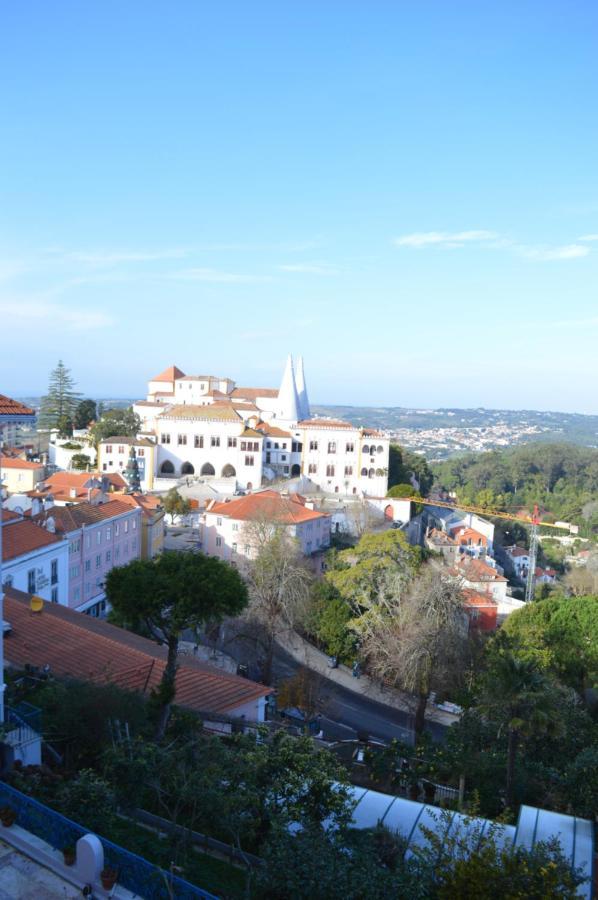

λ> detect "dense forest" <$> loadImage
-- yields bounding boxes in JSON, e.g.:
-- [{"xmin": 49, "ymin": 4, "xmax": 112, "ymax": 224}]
[{"xmin": 431, "ymin": 443, "xmax": 598, "ymax": 530}]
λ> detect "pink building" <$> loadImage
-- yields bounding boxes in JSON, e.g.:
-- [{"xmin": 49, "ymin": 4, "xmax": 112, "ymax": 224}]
[{"xmin": 31, "ymin": 500, "xmax": 142, "ymax": 617}]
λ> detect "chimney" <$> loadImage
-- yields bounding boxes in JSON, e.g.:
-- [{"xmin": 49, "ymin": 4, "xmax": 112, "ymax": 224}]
[
  {"xmin": 45, "ymin": 516, "xmax": 56, "ymax": 533},
  {"xmin": 44, "ymin": 495, "xmax": 54, "ymax": 511},
  {"xmin": 70, "ymin": 487, "xmax": 77, "ymax": 499},
  {"xmin": 31, "ymin": 498, "xmax": 41, "ymax": 516}
]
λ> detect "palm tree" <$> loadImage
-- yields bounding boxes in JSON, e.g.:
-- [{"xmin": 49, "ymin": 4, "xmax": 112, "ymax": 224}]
[{"xmin": 479, "ymin": 652, "xmax": 563, "ymax": 810}]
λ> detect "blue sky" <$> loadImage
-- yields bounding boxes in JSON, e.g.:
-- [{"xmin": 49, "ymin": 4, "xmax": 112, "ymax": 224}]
[{"xmin": 1, "ymin": 2, "xmax": 597, "ymax": 412}]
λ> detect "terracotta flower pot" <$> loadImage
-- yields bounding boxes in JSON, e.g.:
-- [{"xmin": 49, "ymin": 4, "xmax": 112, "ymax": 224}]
[{"xmin": 101, "ymin": 867, "xmax": 117, "ymax": 890}]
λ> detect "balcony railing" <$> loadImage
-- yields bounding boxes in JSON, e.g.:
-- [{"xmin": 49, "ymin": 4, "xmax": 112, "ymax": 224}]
[{"xmin": 0, "ymin": 781, "xmax": 216, "ymax": 899}]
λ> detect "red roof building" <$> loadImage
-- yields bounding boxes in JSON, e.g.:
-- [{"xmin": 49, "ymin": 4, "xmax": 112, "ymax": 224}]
[{"xmin": 3, "ymin": 588, "xmax": 271, "ymax": 723}]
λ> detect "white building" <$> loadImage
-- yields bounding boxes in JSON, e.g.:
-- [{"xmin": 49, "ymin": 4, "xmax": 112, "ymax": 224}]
[
  {"xmin": 1, "ymin": 510, "xmax": 69, "ymax": 605},
  {"xmin": 202, "ymin": 489, "xmax": 331, "ymax": 563},
  {"xmin": 504, "ymin": 545, "xmax": 531, "ymax": 578},
  {"xmin": 133, "ymin": 357, "xmax": 390, "ymax": 496}
]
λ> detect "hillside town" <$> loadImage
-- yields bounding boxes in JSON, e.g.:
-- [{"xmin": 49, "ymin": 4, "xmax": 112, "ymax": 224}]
[
  {"xmin": 1, "ymin": 4, "xmax": 597, "ymax": 897},
  {"xmin": 0, "ymin": 359, "xmax": 596, "ymax": 897}
]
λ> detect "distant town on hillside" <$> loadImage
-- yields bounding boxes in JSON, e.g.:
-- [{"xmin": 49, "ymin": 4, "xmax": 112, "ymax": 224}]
[{"xmin": 15, "ymin": 397, "xmax": 598, "ymax": 461}]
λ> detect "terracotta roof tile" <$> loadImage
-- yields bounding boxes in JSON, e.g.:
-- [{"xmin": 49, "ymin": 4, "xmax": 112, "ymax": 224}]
[
  {"xmin": 298, "ymin": 418, "xmax": 354, "ymax": 430},
  {"xmin": 151, "ymin": 365, "xmax": 185, "ymax": 382},
  {"xmin": 209, "ymin": 490, "xmax": 329, "ymax": 524},
  {"xmin": 455, "ymin": 557, "xmax": 507, "ymax": 582},
  {"xmin": 2, "ymin": 519, "xmax": 63, "ymax": 561},
  {"xmin": 0, "ymin": 456, "xmax": 44, "ymax": 470},
  {"xmin": 3, "ymin": 588, "xmax": 271, "ymax": 716},
  {"xmin": 0, "ymin": 395, "xmax": 35, "ymax": 418},
  {"xmin": 231, "ymin": 387, "xmax": 278, "ymax": 400},
  {"xmin": 30, "ymin": 500, "xmax": 140, "ymax": 533},
  {"xmin": 255, "ymin": 422, "xmax": 292, "ymax": 438}
]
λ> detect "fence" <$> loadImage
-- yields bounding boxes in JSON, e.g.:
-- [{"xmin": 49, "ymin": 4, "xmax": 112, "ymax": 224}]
[{"xmin": 0, "ymin": 781, "xmax": 217, "ymax": 899}]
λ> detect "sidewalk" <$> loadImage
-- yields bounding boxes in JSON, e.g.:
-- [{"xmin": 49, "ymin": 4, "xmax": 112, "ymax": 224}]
[{"xmin": 275, "ymin": 630, "xmax": 459, "ymax": 729}]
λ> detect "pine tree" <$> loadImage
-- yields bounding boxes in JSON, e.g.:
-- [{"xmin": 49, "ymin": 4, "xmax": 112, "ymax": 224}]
[{"xmin": 39, "ymin": 360, "xmax": 82, "ymax": 430}]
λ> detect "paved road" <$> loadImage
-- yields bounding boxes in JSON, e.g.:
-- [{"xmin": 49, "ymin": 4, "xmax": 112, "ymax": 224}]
[
  {"xmin": 201, "ymin": 626, "xmax": 447, "ymax": 746},
  {"xmin": 271, "ymin": 643, "xmax": 446, "ymax": 746}
]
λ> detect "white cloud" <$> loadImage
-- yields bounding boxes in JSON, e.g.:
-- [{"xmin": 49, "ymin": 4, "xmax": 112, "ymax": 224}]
[
  {"xmin": 394, "ymin": 229, "xmax": 592, "ymax": 261},
  {"xmin": 171, "ymin": 268, "xmax": 273, "ymax": 283},
  {"xmin": 394, "ymin": 230, "xmax": 498, "ymax": 248},
  {"xmin": 578, "ymin": 234, "xmax": 598, "ymax": 242},
  {"xmin": 0, "ymin": 299, "xmax": 112, "ymax": 331},
  {"xmin": 279, "ymin": 263, "xmax": 339, "ymax": 275},
  {"xmin": 517, "ymin": 244, "xmax": 590, "ymax": 261}
]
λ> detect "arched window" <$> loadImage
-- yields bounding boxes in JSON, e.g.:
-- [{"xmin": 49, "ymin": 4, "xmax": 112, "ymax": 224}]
[
  {"xmin": 368, "ymin": 468, "xmax": 375, "ymax": 479},
  {"xmin": 377, "ymin": 445, "xmax": 384, "ymax": 454},
  {"xmin": 360, "ymin": 467, "xmax": 368, "ymax": 477},
  {"xmin": 160, "ymin": 460, "xmax": 175, "ymax": 475},
  {"xmin": 291, "ymin": 463, "xmax": 301, "ymax": 477},
  {"xmin": 200, "ymin": 462, "xmax": 215, "ymax": 476},
  {"xmin": 181, "ymin": 462, "xmax": 195, "ymax": 475},
  {"xmin": 362, "ymin": 444, "xmax": 370, "ymax": 455},
  {"xmin": 221, "ymin": 464, "xmax": 236, "ymax": 477}
]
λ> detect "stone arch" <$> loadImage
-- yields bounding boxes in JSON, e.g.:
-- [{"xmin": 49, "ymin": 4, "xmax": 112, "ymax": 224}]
[
  {"xmin": 221, "ymin": 463, "xmax": 236, "ymax": 477},
  {"xmin": 246, "ymin": 481, "xmax": 253, "ymax": 491},
  {"xmin": 160, "ymin": 460, "xmax": 175, "ymax": 475},
  {"xmin": 181, "ymin": 462, "xmax": 195, "ymax": 475},
  {"xmin": 291, "ymin": 463, "xmax": 301, "ymax": 477},
  {"xmin": 200, "ymin": 462, "xmax": 215, "ymax": 476}
]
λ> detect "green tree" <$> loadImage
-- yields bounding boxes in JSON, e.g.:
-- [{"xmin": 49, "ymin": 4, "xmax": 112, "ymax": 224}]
[
  {"xmin": 305, "ymin": 581, "xmax": 357, "ymax": 661},
  {"xmin": 162, "ymin": 488, "xmax": 191, "ymax": 523},
  {"xmin": 39, "ymin": 360, "xmax": 81, "ymax": 430},
  {"xmin": 105, "ymin": 551, "xmax": 248, "ymax": 738},
  {"xmin": 501, "ymin": 594, "xmax": 598, "ymax": 694},
  {"xmin": 386, "ymin": 483, "xmax": 420, "ymax": 499},
  {"xmin": 477, "ymin": 651, "xmax": 563, "ymax": 810},
  {"xmin": 70, "ymin": 452, "xmax": 91, "ymax": 471},
  {"xmin": 90, "ymin": 407, "xmax": 141, "ymax": 445},
  {"xmin": 416, "ymin": 809, "xmax": 585, "ymax": 900},
  {"xmin": 73, "ymin": 398, "xmax": 97, "ymax": 429},
  {"xmin": 388, "ymin": 444, "xmax": 433, "ymax": 495}
]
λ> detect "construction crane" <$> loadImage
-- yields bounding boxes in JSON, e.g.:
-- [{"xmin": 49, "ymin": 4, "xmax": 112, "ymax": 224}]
[{"xmin": 400, "ymin": 496, "xmax": 573, "ymax": 601}]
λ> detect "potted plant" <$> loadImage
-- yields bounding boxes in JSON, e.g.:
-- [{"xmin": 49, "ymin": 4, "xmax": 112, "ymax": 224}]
[
  {"xmin": 101, "ymin": 866, "xmax": 118, "ymax": 890},
  {"xmin": 0, "ymin": 806, "xmax": 16, "ymax": 827},
  {"xmin": 62, "ymin": 844, "xmax": 76, "ymax": 866}
]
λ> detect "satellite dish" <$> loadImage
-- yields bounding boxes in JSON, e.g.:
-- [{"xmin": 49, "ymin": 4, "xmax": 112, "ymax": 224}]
[{"xmin": 30, "ymin": 596, "xmax": 44, "ymax": 614}]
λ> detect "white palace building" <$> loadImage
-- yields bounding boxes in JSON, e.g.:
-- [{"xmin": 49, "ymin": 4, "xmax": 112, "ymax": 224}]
[{"xmin": 128, "ymin": 357, "xmax": 390, "ymax": 496}]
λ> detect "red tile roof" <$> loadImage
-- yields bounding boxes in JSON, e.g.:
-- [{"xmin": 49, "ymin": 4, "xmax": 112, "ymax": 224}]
[
  {"xmin": 3, "ymin": 588, "xmax": 271, "ymax": 717},
  {"xmin": 30, "ymin": 499, "xmax": 139, "ymax": 533},
  {"xmin": 462, "ymin": 588, "xmax": 497, "ymax": 608},
  {"xmin": 2, "ymin": 519, "xmax": 63, "ymax": 561},
  {"xmin": 151, "ymin": 365, "xmax": 185, "ymax": 383},
  {"xmin": 0, "ymin": 456, "xmax": 44, "ymax": 470},
  {"xmin": 427, "ymin": 528, "xmax": 457, "ymax": 546},
  {"xmin": 35, "ymin": 471, "xmax": 127, "ymax": 503},
  {"xmin": 231, "ymin": 387, "xmax": 278, "ymax": 400},
  {"xmin": 298, "ymin": 418, "xmax": 354, "ymax": 430},
  {"xmin": 0, "ymin": 395, "xmax": 35, "ymax": 418},
  {"xmin": 455, "ymin": 557, "xmax": 507, "ymax": 582},
  {"xmin": 255, "ymin": 421, "xmax": 292, "ymax": 438},
  {"xmin": 110, "ymin": 491, "xmax": 164, "ymax": 519},
  {"xmin": 208, "ymin": 490, "xmax": 329, "ymax": 524},
  {"xmin": 2, "ymin": 510, "xmax": 21, "ymax": 523},
  {"xmin": 506, "ymin": 546, "xmax": 529, "ymax": 558}
]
